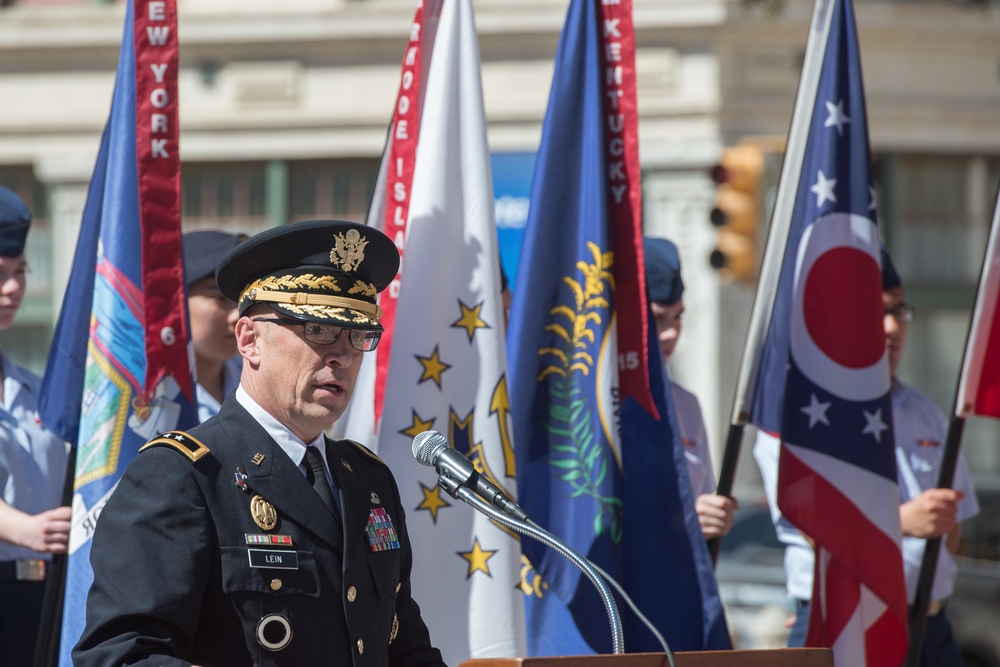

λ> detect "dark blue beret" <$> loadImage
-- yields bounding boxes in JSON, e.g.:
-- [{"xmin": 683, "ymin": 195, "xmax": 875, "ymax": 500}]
[
  {"xmin": 216, "ymin": 220, "xmax": 399, "ymax": 331},
  {"xmin": 183, "ymin": 230, "xmax": 247, "ymax": 288},
  {"xmin": 880, "ymin": 244, "xmax": 902, "ymax": 291},
  {"xmin": 643, "ymin": 236, "xmax": 684, "ymax": 306},
  {"xmin": 0, "ymin": 186, "xmax": 31, "ymax": 258}
]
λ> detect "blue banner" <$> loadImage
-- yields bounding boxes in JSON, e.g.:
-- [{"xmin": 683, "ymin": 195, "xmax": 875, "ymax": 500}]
[
  {"xmin": 507, "ymin": 0, "xmax": 729, "ymax": 653},
  {"xmin": 39, "ymin": 2, "xmax": 198, "ymax": 662}
]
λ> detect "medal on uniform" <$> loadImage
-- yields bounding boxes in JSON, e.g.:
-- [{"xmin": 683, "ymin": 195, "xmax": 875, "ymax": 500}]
[
  {"xmin": 251, "ymin": 495, "xmax": 278, "ymax": 531},
  {"xmin": 365, "ymin": 507, "xmax": 400, "ymax": 552},
  {"xmin": 234, "ymin": 467, "xmax": 250, "ymax": 493},
  {"xmin": 245, "ymin": 534, "xmax": 293, "ymax": 546}
]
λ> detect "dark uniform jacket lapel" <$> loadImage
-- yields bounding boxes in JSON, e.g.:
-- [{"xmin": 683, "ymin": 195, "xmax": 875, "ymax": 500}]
[
  {"xmin": 330, "ymin": 437, "xmax": 374, "ymax": 573},
  {"xmin": 217, "ymin": 406, "xmax": 343, "ymax": 552}
]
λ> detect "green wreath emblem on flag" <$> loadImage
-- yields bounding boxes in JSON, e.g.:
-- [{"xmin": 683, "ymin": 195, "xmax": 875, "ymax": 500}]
[{"xmin": 538, "ymin": 241, "xmax": 623, "ymax": 544}]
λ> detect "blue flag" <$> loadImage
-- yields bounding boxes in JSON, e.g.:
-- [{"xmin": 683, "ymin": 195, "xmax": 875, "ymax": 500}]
[
  {"xmin": 507, "ymin": 0, "xmax": 729, "ymax": 653},
  {"xmin": 39, "ymin": 2, "xmax": 198, "ymax": 662}
]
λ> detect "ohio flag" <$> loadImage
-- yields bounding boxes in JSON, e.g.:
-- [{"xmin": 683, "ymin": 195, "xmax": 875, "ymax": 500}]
[
  {"xmin": 750, "ymin": 0, "xmax": 908, "ymax": 664},
  {"xmin": 39, "ymin": 1, "xmax": 199, "ymax": 663},
  {"xmin": 335, "ymin": 0, "xmax": 526, "ymax": 663}
]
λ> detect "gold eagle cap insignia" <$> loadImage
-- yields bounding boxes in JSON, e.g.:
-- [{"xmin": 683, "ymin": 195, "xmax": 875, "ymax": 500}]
[{"xmin": 330, "ymin": 229, "xmax": 368, "ymax": 272}]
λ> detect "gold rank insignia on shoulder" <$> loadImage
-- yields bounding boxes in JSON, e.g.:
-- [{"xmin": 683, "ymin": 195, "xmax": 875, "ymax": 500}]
[
  {"xmin": 251, "ymin": 495, "xmax": 278, "ymax": 531},
  {"xmin": 139, "ymin": 431, "xmax": 210, "ymax": 462}
]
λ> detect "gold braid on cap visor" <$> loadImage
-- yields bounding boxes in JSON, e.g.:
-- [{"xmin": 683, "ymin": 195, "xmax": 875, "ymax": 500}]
[
  {"xmin": 238, "ymin": 273, "xmax": 382, "ymax": 319},
  {"xmin": 243, "ymin": 289, "xmax": 383, "ymax": 318}
]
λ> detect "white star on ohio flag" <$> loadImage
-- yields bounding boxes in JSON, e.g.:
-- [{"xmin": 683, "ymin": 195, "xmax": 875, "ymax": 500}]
[
  {"xmin": 824, "ymin": 99, "xmax": 850, "ymax": 135},
  {"xmin": 810, "ymin": 170, "xmax": 837, "ymax": 207},
  {"xmin": 800, "ymin": 394, "xmax": 831, "ymax": 428},
  {"xmin": 862, "ymin": 407, "xmax": 889, "ymax": 442}
]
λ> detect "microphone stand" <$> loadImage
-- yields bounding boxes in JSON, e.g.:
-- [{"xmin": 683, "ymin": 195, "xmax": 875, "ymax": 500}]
[{"xmin": 439, "ymin": 475, "xmax": 626, "ymax": 655}]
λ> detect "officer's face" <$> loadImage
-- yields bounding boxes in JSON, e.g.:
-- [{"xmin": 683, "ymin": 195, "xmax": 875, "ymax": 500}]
[
  {"xmin": 237, "ymin": 312, "xmax": 364, "ymax": 442},
  {"xmin": 0, "ymin": 254, "xmax": 26, "ymax": 331},
  {"xmin": 651, "ymin": 298, "xmax": 684, "ymax": 363},
  {"xmin": 188, "ymin": 277, "xmax": 239, "ymax": 366},
  {"xmin": 883, "ymin": 287, "xmax": 907, "ymax": 375}
]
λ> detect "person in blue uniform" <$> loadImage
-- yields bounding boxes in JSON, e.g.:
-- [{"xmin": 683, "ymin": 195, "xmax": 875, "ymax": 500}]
[
  {"xmin": 183, "ymin": 230, "xmax": 245, "ymax": 422},
  {"xmin": 644, "ymin": 236, "xmax": 737, "ymax": 539},
  {"xmin": 755, "ymin": 247, "xmax": 978, "ymax": 664},
  {"xmin": 75, "ymin": 220, "xmax": 446, "ymax": 667},
  {"xmin": 0, "ymin": 186, "xmax": 71, "ymax": 667}
]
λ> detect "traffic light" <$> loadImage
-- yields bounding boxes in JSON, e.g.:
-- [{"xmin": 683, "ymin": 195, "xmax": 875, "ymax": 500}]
[{"xmin": 708, "ymin": 144, "xmax": 764, "ymax": 282}]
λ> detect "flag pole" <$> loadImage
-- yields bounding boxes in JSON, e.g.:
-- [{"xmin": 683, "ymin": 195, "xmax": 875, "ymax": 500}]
[
  {"xmin": 906, "ymin": 182, "xmax": 1000, "ymax": 666},
  {"xmin": 708, "ymin": 0, "xmax": 835, "ymax": 564},
  {"xmin": 31, "ymin": 446, "xmax": 76, "ymax": 667},
  {"xmin": 903, "ymin": 416, "xmax": 965, "ymax": 667}
]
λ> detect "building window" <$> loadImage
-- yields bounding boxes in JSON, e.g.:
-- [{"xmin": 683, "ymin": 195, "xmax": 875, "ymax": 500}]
[
  {"xmin": 288, "ymin": 159, "xmax": 380, "ymax": 223},
  {"xmin": 182, "ymin": 162, "xmax": 269, "ymax": 234},
  {"xmin": 880, "ymin": 153, "xmax": 1000, "ymax": 287}
]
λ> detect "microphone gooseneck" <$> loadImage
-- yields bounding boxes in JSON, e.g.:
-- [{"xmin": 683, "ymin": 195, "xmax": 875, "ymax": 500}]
[
  {"xmin": 411, "ymin": 430, "xmax": 528, "ymax": 521},
  {"xmin": 409, "ymin": 429, "xmax": 675, "ymax": 661}
]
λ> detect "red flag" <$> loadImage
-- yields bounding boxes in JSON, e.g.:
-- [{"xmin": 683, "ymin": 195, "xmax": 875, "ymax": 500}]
[
  {"xmin": 597, "ymin": 0, "xmax": 656, "ymax": 418},
  {"xmin": 373, "ymin": 0, "xmax": 433, "ymax": 426},
  {"xmin": 134, "ymin": 0, "xmax": 192, "ymax": 401},
  {"xmin": 956, "ymin": 186, "xmax": 1000, "ymax": 419}
]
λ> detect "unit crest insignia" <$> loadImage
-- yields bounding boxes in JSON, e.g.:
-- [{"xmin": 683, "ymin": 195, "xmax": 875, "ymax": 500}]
[{"xmin": 251, "ymin": 495, "xmax": 278, "ymax": 531}]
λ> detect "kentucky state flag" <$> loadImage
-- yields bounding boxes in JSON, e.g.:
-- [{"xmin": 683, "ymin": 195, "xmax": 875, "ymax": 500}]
[
  {"xmin": 749, "ymin": 0, "xmax": 908, "ymax": 664},
  {"xmin": 39, "ymin": 1, "xmax": 198, "ymax": 663},
  {"xmin": 337, "ymin": 0, "xmax": 526, "ymax": 663},
  {"xmin": 507, "ymin": 0, "xmax": 729, "ymax": 654}
]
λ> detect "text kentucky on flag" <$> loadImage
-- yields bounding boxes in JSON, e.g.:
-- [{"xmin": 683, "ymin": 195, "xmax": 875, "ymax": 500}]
[
  {"xmin": 39, "ymin": 1, "xmax": 199, "ymax": 663},
  {"xmin": 507, "ymin": 0, "xmax": 729, "ymax": 655},
  {"xmin": 336, "ymin": 0, "xmax": 526, "ymax": 663},
  {"xmin": 749, "ymin": 0, "xmax": 908, "ymax": 664}
]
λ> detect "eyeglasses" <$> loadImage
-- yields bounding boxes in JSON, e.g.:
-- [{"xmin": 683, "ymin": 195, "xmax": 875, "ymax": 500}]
[
  {"xmin": 252, "ymin": 318, "xmax": 381, "ymax": 351},
  {"xmin": 885, "ymin": 303, "xmax": 915, "ymax": 324}
]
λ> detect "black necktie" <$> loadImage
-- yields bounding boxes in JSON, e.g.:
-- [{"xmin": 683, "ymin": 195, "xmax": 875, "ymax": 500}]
[{"xmin": 304, "ymin": 445, "xmax": 337, "ymax": 517}]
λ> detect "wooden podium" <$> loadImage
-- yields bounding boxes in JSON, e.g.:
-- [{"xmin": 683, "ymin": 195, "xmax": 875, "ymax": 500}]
[{"xmin": 462, "ymin": 649, "xmax": 833, "ymax": 667}]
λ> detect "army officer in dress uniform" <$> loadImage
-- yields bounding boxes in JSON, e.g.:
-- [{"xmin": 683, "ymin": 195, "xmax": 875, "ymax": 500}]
[{"xmin": 74, "ymin": 221, "xmax": 447, "ymax": 667}]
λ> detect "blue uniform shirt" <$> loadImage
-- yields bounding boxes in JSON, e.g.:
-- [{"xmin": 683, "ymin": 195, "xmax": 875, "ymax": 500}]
[
  {"xmin": 195, "ymin": 356, "xmax": 242, "ymax": 423},
  {"xmin": 0, "ymin": 349, "xmax": 71, "ymax": 561},
  {"xmin": 670, "ymin": 380, "xmax": 717, "ymax": 497}
]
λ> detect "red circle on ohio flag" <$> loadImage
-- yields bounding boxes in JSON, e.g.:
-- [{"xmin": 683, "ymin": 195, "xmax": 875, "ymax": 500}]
[{"xmin": 802, "ymin": 246, "xmax": 884, "ymax": 369}]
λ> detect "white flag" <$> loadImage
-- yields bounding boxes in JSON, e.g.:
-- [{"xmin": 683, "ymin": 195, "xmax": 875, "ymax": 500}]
[{"xmin": 339, "ymin": 0, "xmax": 526, "ymax": 661}]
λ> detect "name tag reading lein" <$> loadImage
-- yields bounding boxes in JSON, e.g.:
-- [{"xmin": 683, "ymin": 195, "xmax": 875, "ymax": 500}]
[{"xmin": 248, "ymin": 549, "xmax": 299, "ymax": 570}]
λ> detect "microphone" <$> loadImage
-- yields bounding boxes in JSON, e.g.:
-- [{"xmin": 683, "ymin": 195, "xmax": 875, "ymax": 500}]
[{"xmin": 411, "ymin": 430, "xmax": 528, "ymax": 521}]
